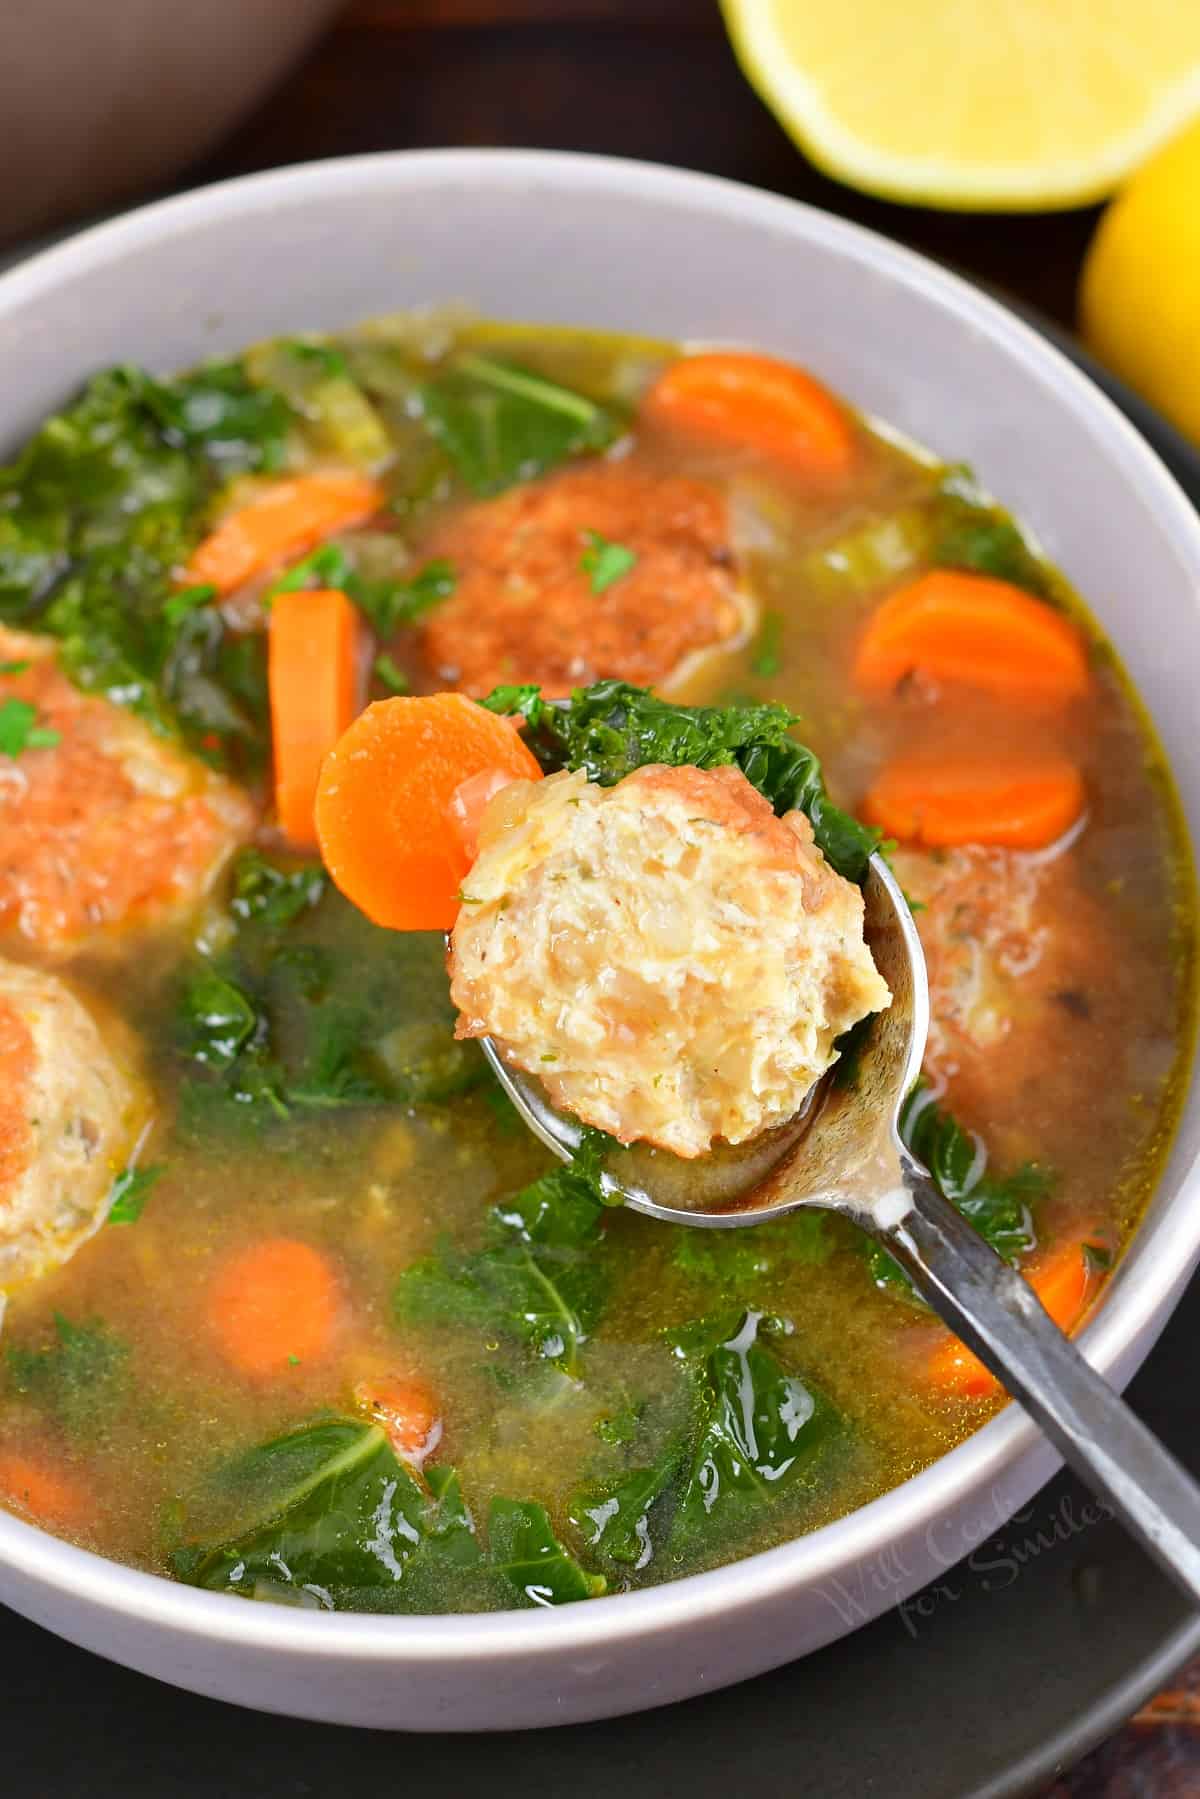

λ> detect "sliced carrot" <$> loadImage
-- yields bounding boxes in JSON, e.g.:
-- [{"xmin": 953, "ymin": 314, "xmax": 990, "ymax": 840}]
[
  {"xmin": 863, "ymin": 750, "xmax": 1085, "ymax": 850},
  {"xmin": 853, "ymin": 570, "xmax": 1090, "ymax": 704},
  {"xmin": 929, "ymin": 1242, "xmax": 1097, "ymax": 1397},
  {"xmin": 643, "ymin": 351, "xmax": 854, "ymax": 477},
  {"xmin": 208, "ymin": 1238, "xmax": 339, "ymax": 1379},
  {"xmin": 0, "ymin": 1452, "xmax": 89, "ymax": 1530},
  {"xmin": 314, "ymin": 694, "xmax": 543, "ymax": 931},
  {"xmin": 268, "ymin": 587, "xmax": 363, "ymax": 849},
  {"xmin": 354, "ymin": 1374, "xmax": 443, "ymax": 1468},
  {"xmin": 182, "ymin": 472, "xmax": 383, "ymax": 595}
]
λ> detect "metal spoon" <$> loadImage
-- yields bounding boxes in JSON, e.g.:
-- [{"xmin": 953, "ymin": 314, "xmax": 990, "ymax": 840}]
[{"xmin": 482, "ymin": 851, "xmax": 1200, "ymax": 1605}]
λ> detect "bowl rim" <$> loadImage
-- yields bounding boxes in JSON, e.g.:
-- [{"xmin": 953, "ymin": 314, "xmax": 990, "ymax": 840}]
[{"xmin": 1, "ymin": 145, "xmax": 1199, "ymax": 1663}]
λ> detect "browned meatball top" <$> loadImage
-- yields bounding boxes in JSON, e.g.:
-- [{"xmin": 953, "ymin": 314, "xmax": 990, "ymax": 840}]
[{"xmin": 419, "ymin": 460, "xmax": 744, "ymax": 696}]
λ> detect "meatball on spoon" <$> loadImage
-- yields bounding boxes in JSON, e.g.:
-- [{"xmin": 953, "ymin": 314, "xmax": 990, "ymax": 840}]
[{"xmin": 487, "ymin": 853, "xmax": 1200, "ymax": 1608}]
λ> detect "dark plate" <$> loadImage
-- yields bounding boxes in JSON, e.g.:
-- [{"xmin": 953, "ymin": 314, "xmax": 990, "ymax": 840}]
[{"xmin": 0, "ymin": 232, "xmax": 1198, "ymax": 1796}]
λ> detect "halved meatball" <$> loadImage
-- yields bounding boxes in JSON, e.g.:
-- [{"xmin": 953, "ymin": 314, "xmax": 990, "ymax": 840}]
[
  {"xmin": 894, "ymin": 842, "xmax": 1119, "ymax": 1135},
  {"xmin": 419, "ymin": 461, "xmax": 746, "ymax": 697},
  {"xmin": 450, "ymin": 764, "xmax": 890, "ymax": 1158},
  {"xmin": 0, "ymin": 958, "xmax": 148, "ymax": 1291},
  {"xmin": 0, "ymin": 628, "xmax": 255, "ymax": 956}
]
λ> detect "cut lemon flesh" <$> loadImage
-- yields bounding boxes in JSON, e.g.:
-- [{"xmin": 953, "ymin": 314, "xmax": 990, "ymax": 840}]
[{"xmin": 722, "ymin": 0, "xmax": 1200, "ymax": 210}]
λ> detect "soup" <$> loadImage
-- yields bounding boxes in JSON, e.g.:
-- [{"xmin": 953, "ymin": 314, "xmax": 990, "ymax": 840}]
[{"xmin": 0, "ymin": 316, "xmax": 1192, "ymax": 1613}]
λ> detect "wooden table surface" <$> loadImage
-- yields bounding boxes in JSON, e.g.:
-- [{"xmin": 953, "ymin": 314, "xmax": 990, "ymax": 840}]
[{"xmin": 181, "ymin": 2, "xmax": 1198, "ymax": 1789}]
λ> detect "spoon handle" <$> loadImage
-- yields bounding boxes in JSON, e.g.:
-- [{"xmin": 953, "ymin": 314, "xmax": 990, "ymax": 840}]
[{"xmin": 879, "ymin": 1158, "xmax": 1200, "ymax": 1608}]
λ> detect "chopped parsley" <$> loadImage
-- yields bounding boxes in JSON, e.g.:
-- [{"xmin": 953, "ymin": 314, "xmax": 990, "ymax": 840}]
[
  {"xmin": 579, "ymin": 529, "xmax": 637, "ymax": 594},
  {"xmin": 106, "ymin": 1165, "xmax": 164, "ymax": 1226},
  {"xmin": 749, "ymin": 609, "xmax": 784, "ymax": 679},
  {"xmin": 0, "ymin": 695, "xmax": 60, "ymax": 757},
  {"xmin": 373, "ymin": 652, "xmax": 410, "ymax": 693}
]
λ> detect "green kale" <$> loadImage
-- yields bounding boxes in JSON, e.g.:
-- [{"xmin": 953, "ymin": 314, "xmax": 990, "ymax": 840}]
[
  {"xmin": 592, "ymin": 1398, "xmax": 645, "ymax": 1446},
  {"xmin": 393, "ymin": 1163, "xmax": 607, "ymax": 1378},
  {"xmin": 0, "ymin": 362, "xmax": 284, "ymax": 765},
  {"xmin": 0, "ymin": 696, "xmax": 59, "ymax": 757},
  {"xmin": 171, "ymin": 1420, "xmax": 480, "ymax": 1608},
  {"xmin": 419, "ymin": 354, "xmax": 621, "ymax": 496},
  {"xmin": 932, "ymin": 465, "xmax": 1049, "ymax": 597},
  {"xmin": 229, "ymin": 850, "xmax": 326, "ymax": 930},
  {"xmin": 139, "ymin": 361, "xmax": 291, "ymax": 471},
  {"xmin": 669, "ymin": 1310, "xmax": 841, "ymax": 1542},
  {"xmin": 568, "ymin": 1444, "xmax": 684, "ymax": 1571},
  {"xmin": 488, "ymin": 1497, "xmax": 606, "ymax": 1606},
  {"xmin": 6, "ymin": 1313, "xmax": 130, "ymax": 1434},
  {"xmin": 106, "ymin": 1164, "xmax": 163, "ymax": 1226},
  {"xmin": 270, "ymin": 541, "xmax": 455, "ymax": 637},
  {"xmin": 176, "ymin": 854, "xmax": 477, "ymax": 1131},
  {"xmin": 483, "ymin": 680, "xmax": 880, "ymax": 881},
  {"xmin": 671, "ymin": 1210, "xmax": 831, "ymax": 1289},
  {"xmin": 867, "ymin": 1082, "xmax": 1047, "ymax": 1298},
  {"xmin": 568, "ymin": 1310, "xmax": 841, "ymax": 1571},
  {"xmin": 579, "ymin": 529, "xmax": 637, "ymax": 594}
]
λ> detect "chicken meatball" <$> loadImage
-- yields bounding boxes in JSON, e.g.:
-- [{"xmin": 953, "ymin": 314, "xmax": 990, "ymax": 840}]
[
  {"xmin": 0, "ymin": 958, "xmax": 148, "ymax": 1290},
  {"xmin": 450, "ymin": 764, "xmax": 890, "ymax": 1158},
  {"xmin": 419, "ymin": 462, "xmax": 745, "ymax": 697},
  {"xmin": 0, "ymin": 628, "xmax": 255, "ymax": 956}
]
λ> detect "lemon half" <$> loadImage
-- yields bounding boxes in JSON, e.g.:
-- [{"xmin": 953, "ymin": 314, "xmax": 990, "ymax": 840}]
[{"xmin": 722, "ymin": 0, "xmax": 1200, "ymax": 211}]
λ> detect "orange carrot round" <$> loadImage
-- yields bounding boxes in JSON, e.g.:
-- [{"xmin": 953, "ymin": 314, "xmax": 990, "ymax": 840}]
[
  {"xmin": 354, "ymin": 1374, "xmax": 443, "ymax": 1468},
  {"xmin": 208, "ymin": 1238, "xmax": 339, "ymax": 1378},
  {"xmin": 929, "ymin": 1242, "xmax": 1097, "ymax": 1397},
  {"xmin": 643, "ymin": 351, "xmax": 854, "ymax": 477},
  {"xmin": 268, "ymin": 586, "xmax": 363, "ymax": 849},
  {"xmin": 0, "ymin": 1452, "xmax": 89, "ymax": 1530},
  {"xmin": 853, "ymin": 570, "xmax": 1090, "ymax": 704},
  {"xmin": 863, "ymin": 751, "xmax": 1085, "ymax": 850},
  {"xmin": 314, "ymin": 694, "xmax": 543, "ymax": 931},
  {"xmin": 182, "ymin": 472, "xmax": 383, "ymax": 595}
]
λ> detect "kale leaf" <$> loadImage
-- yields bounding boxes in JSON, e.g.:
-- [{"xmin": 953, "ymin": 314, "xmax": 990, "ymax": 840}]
[
  {"xmin": 5, "ymin": 1313, "xmax": 130, "ymax": 1434},
  {"xmin": 171, "ymin": 1418, "xmax": 609, "ymax": 1613},
  {"xmin": 866, "ymin": 1081, "xmax": 1047, "ymax": 1298},
  {"xmin": 270, "ymin": 542, "xmax": 456, "ymax": 637},
  {"xmin": 0, "ymin": 362, "xmax": 284, "ymax": 765},
  {"xmin": 488, "ymin": 1497, "xmax": 606, "ymax": 1606},
  {"xmin": 419, "ymin": 354, "xmax": 621, "ymax": 496},
  {"xmin": 567, "ymin": 1310, "xmax": 842, "ymax": 1573},
  {"xmin": 932, "ymin": 465, "xmax": 1049, "ymax": 597},
  {"xmin": 671, "ymin": 1209, "xmax": 831, "ymax": 1290},
  {"xmin": 171, "ymin": 1419, "xmax": 480, "ymax": 1608},
  {"xmin": 568, "ymin": 1445, "xmax": 684, "ymax": 1571},
  {"xmin": 176, "ymin": 850, "xmax": 480, "ymax": 1132},
  {"xmin": 393, "ymin": 1163, "xmax": 607, "ymax": 1378},
  {"xmin": 140, "ymin": 361, "xmax": 291, "ymax": 471},
  {"xmin": 483, "ymin": 679, "xmax": 880, "ymax": 881},
  {"xmin": 670, "ymin": 1310, "xmax": 841, "ymax": 1542},
  {"xmin": 229, "ymin": 850, "xmax": 327, "ymax": 930}
]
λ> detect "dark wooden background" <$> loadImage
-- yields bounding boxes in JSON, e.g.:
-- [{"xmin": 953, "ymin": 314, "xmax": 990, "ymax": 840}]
[{"xmin": 87, "ymin": 0, "xmax": 1200, "ymax": 1789}]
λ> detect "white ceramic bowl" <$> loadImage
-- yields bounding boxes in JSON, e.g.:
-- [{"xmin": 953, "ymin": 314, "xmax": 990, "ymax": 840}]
[{"xmin": 0, "ymin": 151, "xmax": 1198, "ymax": 1732}]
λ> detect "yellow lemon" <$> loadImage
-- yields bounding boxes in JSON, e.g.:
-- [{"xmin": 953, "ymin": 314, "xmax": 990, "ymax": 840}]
[
  {"xmin": 721, "ymin": 0, "xmax": 1200, "ymax": 211},
  {"xmin": 1080, "ymin": 116, "xmax": 1200, "ymax": 445}
]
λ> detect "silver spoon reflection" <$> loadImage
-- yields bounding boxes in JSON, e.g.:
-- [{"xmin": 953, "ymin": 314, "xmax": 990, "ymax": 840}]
[{"xmin": 483, "ymin": 852, "xmax": 1200, "ymax": 1607}]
